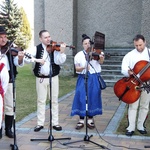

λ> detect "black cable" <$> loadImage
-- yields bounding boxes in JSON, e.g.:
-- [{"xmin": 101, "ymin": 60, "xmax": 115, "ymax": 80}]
[
  {"xmin": 93, "ymin": 118, "xmax": 144, "ymax": 150},
  {"xmin": 56, "ymin": 139, "xmax": 107, "ymax": 149}
]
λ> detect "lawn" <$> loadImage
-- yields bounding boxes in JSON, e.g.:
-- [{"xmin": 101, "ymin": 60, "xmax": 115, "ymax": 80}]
[{"xmin": 15, "ymin": 64, "xmax": 77, "ymax": 122}]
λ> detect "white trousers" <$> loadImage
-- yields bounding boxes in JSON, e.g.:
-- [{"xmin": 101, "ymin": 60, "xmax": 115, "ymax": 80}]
[
  {"xmin": 36, "ymin": 75, "xmax": 59, "ymax": 126},
  {"xmin": 126, "ymin": 90, "xmax": 150, "ymax": 131},
  {"xmin": 0, "ymin": 95, "xmax": 3, "ymax": 129},
  {"xmin": 4, "ymin": 83, "xmax": 14, "ymax": 116}
]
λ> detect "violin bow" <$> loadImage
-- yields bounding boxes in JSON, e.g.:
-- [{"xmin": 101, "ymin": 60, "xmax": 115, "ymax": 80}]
[{"xmin": 55, "ymin": 28, "xmax": 64, "ymax": 43}]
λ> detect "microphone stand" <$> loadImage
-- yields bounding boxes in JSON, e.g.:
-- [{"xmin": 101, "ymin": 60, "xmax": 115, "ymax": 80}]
[
  {"xmin": 8, "ymin": 45, "xmax": 19, "ymax": 150},
  {"xmin": 63, "ymin": 44, "xmax": 108, "ymax": 149},
  {"xmin": 30, "ymin": 42, "xmax": 71, "ymax": 150}
]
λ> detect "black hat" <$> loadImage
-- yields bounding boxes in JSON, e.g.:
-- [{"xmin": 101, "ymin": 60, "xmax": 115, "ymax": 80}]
[
  {"xmin": 82, "ymin": 34, "xmax": 91, "ymax": 42},
  {"xmin": 0, "ymin": 26, "xmax": 6, "ymax": 34}
]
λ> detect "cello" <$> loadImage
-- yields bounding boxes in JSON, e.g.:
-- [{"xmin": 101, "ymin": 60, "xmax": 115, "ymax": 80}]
[{"xmin": 114, "ymin": 60, "xmax": 150, "ymax": 104}]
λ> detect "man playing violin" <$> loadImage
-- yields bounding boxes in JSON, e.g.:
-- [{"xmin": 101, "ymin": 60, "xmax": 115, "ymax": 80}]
[
  {"xmin": 25, "ymin": 30, "xmax": 66, "ymax": 132},
  {"xmin": 0, "ymin": 26, "xmax": 24, "ymax": 138},
  {"xmin": 121, "ymin": 34, "xmax": 150, "ymax": 136}
]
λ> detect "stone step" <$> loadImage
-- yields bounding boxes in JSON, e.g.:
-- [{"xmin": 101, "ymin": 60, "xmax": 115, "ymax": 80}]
[
  {"xmin": 100, "ymin": 47, "xmax": 132, "ymax": 87},
  {"xmin": 101, "ymin": 47, "xmax": 134, "ymax": 87},
  {"xmin": 101, "ymin": 69, "xmax": 122, "ymax": 75},
  {"xmin": 104, "ymin": 79, "xmax": 117, "ymax": 87},
  {"xmin": 102, "ymin": 64, "xmax": 121, "ymax": 70},
  {"xmin": 105, "ymin": 55, "xmax": 124, "ymax": 61},
  {"xmin": 103, "ymin": 60, "xmax": 122, "ymax": 65},
  {"xmin": 105, "ymin": 47, "xmax": 133, "ymax": 55},
  {"xmin": 102, "ymin": 74, "xmax": 123, "ymax": 80}
]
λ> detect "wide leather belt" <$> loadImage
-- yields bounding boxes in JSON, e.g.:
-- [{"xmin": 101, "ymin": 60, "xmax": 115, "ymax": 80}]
[{"xmin": 38, "ymin": 74, "xmax": 49, "ymax": 78}]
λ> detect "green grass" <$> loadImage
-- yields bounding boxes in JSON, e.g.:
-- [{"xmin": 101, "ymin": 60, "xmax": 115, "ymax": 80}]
[
  {"xmin": 116, "ymin": 105, "xmax": 150, "ymax": 136},
  {"xmin": 15, "ymin": 64, "xmax": 77, "ymax": 122}
]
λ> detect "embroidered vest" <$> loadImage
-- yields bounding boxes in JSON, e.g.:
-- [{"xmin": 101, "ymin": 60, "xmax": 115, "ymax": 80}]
[{"xmin": 33, "ymin": 44, "xmax": 60, "ymax": 78}]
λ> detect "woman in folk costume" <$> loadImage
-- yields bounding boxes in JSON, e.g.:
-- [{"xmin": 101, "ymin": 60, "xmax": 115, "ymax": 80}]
[
  {"xmin": 0, "ymin": 63, "xmax": 9, "ymax": 139},
  {"xmin": 71, "ymin": 34, "xmax": 104, "ymax": 130}
]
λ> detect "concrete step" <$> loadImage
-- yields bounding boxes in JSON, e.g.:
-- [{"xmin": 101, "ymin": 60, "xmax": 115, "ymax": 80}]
[
  {"xmin": 101, "ymin": 69, "xmax": 122, "ymax": 75},
  {"xmin": 104, "ymin": 61, "xmax": 122, "ymax": 65},
  {"xmin": 105, "ymin": 55, "xmax": 124, "ymax": 61},
  {"xmin": 102, "ymin": 64, "xmax": 121, "ymax": 70},
  {"xmin": 104, "ymin": 79, "xmax": 117, "ymax": 87},
  {"xmin": 101, "ymin": 47, "xmax": 132, "ymax": 87},
  {"xmin": 102, "ymin": 74, "xmax": 123, "ymax": 80},
  {"xmin": 105, "ymin": 47, "xmax": 133, "ymax": 55}
]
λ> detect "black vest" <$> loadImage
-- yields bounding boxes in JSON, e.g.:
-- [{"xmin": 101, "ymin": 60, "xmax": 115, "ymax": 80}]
[
  {"xmin": 6, "ymin": 51, "xmax": 18, "ymax": 82},
  {"xmin": 33, "ymin": 44, "xmax": 60, "ymax": 78},
  {"xmin": 1, "ymin": 41, "xmax": 18, "ymax": 82}
]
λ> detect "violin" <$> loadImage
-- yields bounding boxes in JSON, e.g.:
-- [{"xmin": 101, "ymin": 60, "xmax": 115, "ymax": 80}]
[
  {"xmin": 46, "ymin": 40, "xmax": 75, "ymax": 53},
  {"xmin": 0, "ymin": 41, "xmax": 32, "ymax": 59},
  {"xmin": 87, "ymin": 48, "xmax": 105, "ymax": 61},
  {"xmin": 1, "ymin": 41, "xmax": 22, "ymax": 56}
]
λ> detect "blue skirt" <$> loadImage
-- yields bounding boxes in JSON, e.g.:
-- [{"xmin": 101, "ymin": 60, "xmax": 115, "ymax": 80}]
[{"xmin": 71, "ymin": 72, "xmax": 102, "ymax": 117}]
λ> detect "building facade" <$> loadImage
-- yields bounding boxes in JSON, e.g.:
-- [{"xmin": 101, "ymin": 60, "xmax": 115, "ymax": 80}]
[{"xmin": 34, "ymin": 0, "xmax": 150, "ymax": 75}]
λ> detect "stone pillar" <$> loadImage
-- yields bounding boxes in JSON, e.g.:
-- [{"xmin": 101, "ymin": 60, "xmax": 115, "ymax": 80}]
[
  {"xmin": 44, "ymin": 0, "xmax": 75, "ymax": 75},
  {"xmin": 141, "ymin": 0, "xmax": 150, "ymax": 47},
  {"xmin": 34, "ymin": 0, "xmax": 44, "ymax": 45}
]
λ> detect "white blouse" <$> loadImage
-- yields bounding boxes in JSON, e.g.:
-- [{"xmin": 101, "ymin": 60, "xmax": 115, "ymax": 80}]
[{"xmin": 74, "ymin": 50, "xmax": 102, "ymax": 74}]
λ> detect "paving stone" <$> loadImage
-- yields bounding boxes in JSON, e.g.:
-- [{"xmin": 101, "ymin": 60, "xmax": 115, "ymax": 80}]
[{"xmin": 0, "ymin": 87, "xmax": 149, "ymax": 150}]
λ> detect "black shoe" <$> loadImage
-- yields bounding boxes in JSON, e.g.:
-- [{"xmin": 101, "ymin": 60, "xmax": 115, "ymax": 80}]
[
  {"xmin": 5, "ymin": 115, "xmax": 14, "ymax": 138},
  {"xmin": 5, "ymin": 129, "xmax": 14, "ymax": 138},
  {"xmin": 0, "ymin": 128, "xmax": 2, "ymax": 139},
  {"xmin": 137, "ymin": 129, "xmax": 147, "ymax": 134},
  {"xmin": 53, "ymin": 125, "xmax": 62, "ymax": 131},
  {"xmin": 34, "ymin": 125, "xmax": 44, "ymax": 132},
  {"xmin": 125, "ymin": 130, "xmax": 134, "ymax": 137}
]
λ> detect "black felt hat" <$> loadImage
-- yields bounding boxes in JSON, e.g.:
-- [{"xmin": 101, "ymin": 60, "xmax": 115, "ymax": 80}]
[
  {"xmin": 82, "ymin": 34, "xmax": 91, "ymax": 42},
  {"xmin": 0, "ymin": 26, "xmax": 6, "ymax": 34}
]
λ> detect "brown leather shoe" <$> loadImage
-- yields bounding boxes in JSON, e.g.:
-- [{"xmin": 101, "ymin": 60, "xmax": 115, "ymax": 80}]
[
  {"xmin": 87, "ymin": 122, "xmax": 95, "ymax": 129},
  {"xmin": 75, "ymin": 122, "xmax": 84, "ymax": 130}
]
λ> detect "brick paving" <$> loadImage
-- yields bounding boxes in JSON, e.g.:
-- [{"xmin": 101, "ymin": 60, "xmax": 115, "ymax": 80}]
[{"xmin": 0, "ymin": 87, "xmax": 150, "ymax": 150}]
